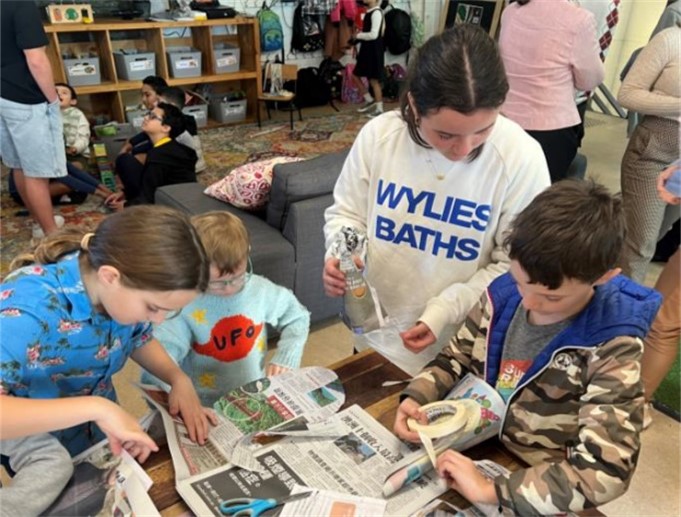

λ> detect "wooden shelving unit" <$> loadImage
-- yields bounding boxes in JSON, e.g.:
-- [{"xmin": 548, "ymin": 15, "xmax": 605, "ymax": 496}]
[{"xmin": 44, "ymin": 17, "xmax": 262, "ymax": 126}]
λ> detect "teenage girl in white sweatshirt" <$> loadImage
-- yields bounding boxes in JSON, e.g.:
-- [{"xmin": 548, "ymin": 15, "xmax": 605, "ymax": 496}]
[{"xmin": 323, "ymin": 25, "xmax": 550, "ymax": 375}]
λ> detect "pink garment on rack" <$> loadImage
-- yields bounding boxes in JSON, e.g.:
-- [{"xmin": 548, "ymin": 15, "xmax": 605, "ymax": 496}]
[{"xmin": 330, "ymin": 0, "xmax": 357, "ymax": 24}]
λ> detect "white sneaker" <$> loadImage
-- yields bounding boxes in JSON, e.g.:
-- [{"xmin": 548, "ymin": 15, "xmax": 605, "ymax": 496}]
[
  {"xmin": 357, "ymin": 101, "xmax": 376, "ymax": 113},
  {"xmin": 366, "ymin": 106, "xmax": 384, "ymax": 118},
  {"xmin": 32, "ymin": 215, "xmax": 65, "ymax": 239}
]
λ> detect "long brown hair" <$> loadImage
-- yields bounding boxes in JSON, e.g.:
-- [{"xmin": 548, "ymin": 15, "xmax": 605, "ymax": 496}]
[
  {"xmin": 400, "ymin": 24, "xmax": 509, "ymax": 157},
  {"xmin": 10, "ymin": 206, "xmax": 209, "ymax": 292}
]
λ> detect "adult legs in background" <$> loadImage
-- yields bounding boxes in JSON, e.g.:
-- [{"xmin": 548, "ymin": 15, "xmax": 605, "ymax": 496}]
[
  {"xmin": 641, "ymin": 248, "xmax": 681, "ymax": 400},
  {"xmin": 619, "ymin": 117, "xmax": 680, "ymax": 282},
  {"xmin": 0, "ymin": 99, "xmax": 67, "ymax": 235},
  {"xmin": 526, "ymin": 125, "xmax": 579, "ymax": 183}
]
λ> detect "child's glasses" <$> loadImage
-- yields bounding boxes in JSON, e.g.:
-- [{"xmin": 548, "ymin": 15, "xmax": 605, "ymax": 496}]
[
  {"xmin": 207, "ymin": 257, "xmax": 253, "ymax": 293},
  {"xmin": 144, "ymin": 110, "xmax": 163, "ymax": 122}
]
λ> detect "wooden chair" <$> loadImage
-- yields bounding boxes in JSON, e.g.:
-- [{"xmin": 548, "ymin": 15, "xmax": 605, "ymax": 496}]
[{"xmin": 257, "ymin": 63, "xmax": 302, "ymax": 130}]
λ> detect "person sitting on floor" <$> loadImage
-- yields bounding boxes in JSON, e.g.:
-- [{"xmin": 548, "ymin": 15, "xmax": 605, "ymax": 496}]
[
  {"xmin": 8, "ymin": 163, "xmax": 113, "ymax": 206},
  {"xmin": 106, "ymin": 102, "xmax": 196, "ymax": 209},
  {"xmin": 55, "ymin": 82, "xmax": 91, "ymax": 170},
  {"xmin": 394, "ymin": 180, "xmax": 662, "ymax": 515},
  {"xmin": 123, "ymin": 85, "xmax": 207, "ymax": 174},
  {"xmin": 141, "ymin": 211, "xmax": 310, "ymax": 406}
]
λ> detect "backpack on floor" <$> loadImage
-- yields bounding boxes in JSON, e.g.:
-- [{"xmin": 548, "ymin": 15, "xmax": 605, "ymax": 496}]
[
  {"xmin": 296, "ymin": 67, "xmax": 329, "ymax": 107},
  {"xmin": 291, "ymin": 2, "xmax": 325, "ymax": 53},
  {"xmin": 383, "ymin": 4, "xmax": 411, "ymax": 55},
  {"xmin": 318, "ymin": 57, "xmax": 344, "ymax": 101},
  {"xmin": 381, "ymin": 63, "xmax": 406, "ymax": 101},
  {"xmin": 257, "ymin": 2, "xmax": 284, "ymax": 52},
  {"xmin": 341, "ymin": 64, "xmax": 366, "ymax": 104}
]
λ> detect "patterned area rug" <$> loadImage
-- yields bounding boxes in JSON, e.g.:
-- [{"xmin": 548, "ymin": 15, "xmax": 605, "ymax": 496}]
[{"xmin": 0, "ymin": 112, "xmax": 367, "ymax": 278}]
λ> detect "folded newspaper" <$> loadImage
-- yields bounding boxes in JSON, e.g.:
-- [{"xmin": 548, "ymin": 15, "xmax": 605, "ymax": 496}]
[
  {"xmin": 383, "ymin": 373, "xmax": 506, "ymax": 497},
  {"xmin": 43, "ymin": 411, "xmax": 160, "ymax": 517}
]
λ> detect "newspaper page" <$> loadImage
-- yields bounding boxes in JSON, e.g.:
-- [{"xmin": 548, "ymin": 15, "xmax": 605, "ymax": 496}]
[
  {"xmin": 177, "ymin": 404, "xmax": 448, "ymax": 517},
  {"xmin": 139, "ymin": 366, "xmax": 345, "ymax": 481},
  {"xmin": 43, "ymin": 439, "xmax": 159, "ymax": 517},
  {"xmin": 280, "ymin": 484, "xmax": 387, "ymax": 516},
  {"xmin": 383, "ymin": 373, "xmax": 506, "ymax": 497}
]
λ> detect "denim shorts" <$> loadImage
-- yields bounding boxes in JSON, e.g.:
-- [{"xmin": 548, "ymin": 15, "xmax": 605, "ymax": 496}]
[{"xmin": 0, "ymin": 97, "xmax": 67, "ymax": 178}]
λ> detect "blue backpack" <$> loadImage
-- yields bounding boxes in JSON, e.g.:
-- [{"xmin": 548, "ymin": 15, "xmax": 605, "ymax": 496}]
[{"xmin": 257, "ymin": 3, "xmax": 284, "ymax": 53}]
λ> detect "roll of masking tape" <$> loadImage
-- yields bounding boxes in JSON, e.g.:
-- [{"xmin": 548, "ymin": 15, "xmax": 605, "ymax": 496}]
[
  {"xmin": 407, "ymin": 399, "xmax": 482, "ymax": 469},
  {"xmin": 407, "ymin": 399, "xmax": 480, "ymax": 439}
]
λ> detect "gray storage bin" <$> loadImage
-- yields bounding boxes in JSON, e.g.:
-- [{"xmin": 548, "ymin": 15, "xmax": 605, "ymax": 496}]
[
  {"xmin": 166, "ymin": 46, "xmax": 202, "ymax": 78},
  {"xmin": 64, "ymin": 57, "xmax": 101, "ymax": 86},
  {"xmin": 125, "ymin": 108, "xmax": 146, "ymax": 129},
  {"xmin": 94, "ymin": 122, "xmax": 136, "ymax": 160},
  {"xmin": 183, "ymin": 104, "xmax": 208, "ymax": 128},
  {"xmin": 213, "ymin": 43, "xmax": 240, "ymax": 74},
  {"xmin": 209, "ymin": 97, "xmax": 247, "ymax": 124},
  {"xmin": 114, "ymin": 50, "xmax": 156, "ymax": 81}
]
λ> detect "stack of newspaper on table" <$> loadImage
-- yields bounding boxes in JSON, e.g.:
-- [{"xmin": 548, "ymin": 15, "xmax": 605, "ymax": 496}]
[{"xmin": 143, "ymin": 366, "xmax": 452, "ymax": 516}]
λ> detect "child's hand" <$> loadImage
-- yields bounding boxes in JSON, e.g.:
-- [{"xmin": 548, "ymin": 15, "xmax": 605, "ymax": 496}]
[
  {"xmin": 66, "ymin": 146, "xmax": 78, "ymax": 155},
  {"xmin": 394, "ymin": 397, "xmax": 426, "ymax": 442},
  {"xmin": 94, "ymin": 399, "xmax": 159, "ymax": 463},
  {"xmin": 266, "ymin": 364, "xmax": 291, "ymax": 377},
  {"xmin": 323, "ymin": 257, "xmax": 346, "ymax": 297},
  {"xmin": 400, "ymin": 322, "xmax": 436, "ymax": 353},
  {"xmin": 436, "ymin": 450, "xmax": 498, "ymax": 505},
  {"xmin": 105, "ymin": 192, "xmax": 126, "ymax": 212},
  {"xmin": 168, "ymin": 374, "xmax": 219, "ymax": 445}
]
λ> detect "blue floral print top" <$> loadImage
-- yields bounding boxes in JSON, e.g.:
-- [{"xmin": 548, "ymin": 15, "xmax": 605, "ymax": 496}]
[{"xmin": 0, "ymin": 253, "xmax": 152, "ymax": 456}]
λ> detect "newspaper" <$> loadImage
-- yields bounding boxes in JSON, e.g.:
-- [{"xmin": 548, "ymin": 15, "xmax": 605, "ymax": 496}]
[
  {"xmin": 43, "ymin": 434, "xmax": 159, "ymax": 517},
  {"xmin": 280, "ymin": 484, "xmax": 387, "ymax": 516},
  {"xmin": 140, "ymin": 366, "xmax": 345, "ymax": 481},
  {"xmin": 177, "ymin": 405, "xmax": 448, "ymax": 517},
  {"xmin": 384, "ymin": 374, "xmax": 506, "ymax": 496}
]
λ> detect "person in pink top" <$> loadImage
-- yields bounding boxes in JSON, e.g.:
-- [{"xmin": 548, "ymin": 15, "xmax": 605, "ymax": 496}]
[{"xmin": 499, "ymin": 0, "xmax": 604, "ymax": 183}]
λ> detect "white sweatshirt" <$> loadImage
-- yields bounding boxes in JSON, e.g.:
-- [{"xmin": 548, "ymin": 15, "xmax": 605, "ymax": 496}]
[{"xmin": 324, "ymin": 111, "xmax": 549, "ymax": 374}]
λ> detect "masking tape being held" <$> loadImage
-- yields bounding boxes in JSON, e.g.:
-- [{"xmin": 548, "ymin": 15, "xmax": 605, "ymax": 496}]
[
  {"xmin": 407, "ymin": 399, "xmax": 480, "ymax": 439},
  {"xmin": 408, "ymin": 399, "xmax": 483, "ymax": 469}
]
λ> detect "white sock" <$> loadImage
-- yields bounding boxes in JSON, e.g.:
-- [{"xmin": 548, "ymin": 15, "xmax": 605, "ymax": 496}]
[
  {"xmin": 363, "ymin": 93, "xmax": 373, "ymax": 103},
  {"xmin": 375, "ymin": 102, "xmax": 383, "ymax": 112}
]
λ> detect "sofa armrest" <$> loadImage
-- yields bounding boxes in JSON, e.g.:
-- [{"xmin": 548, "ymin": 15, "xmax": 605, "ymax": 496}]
[
  {"xmin": 283, "ymin": 194, "xmax": 342, "ymax": 323},
  {"xmin": 267, "ymin": 149, "xmax": 349, "ymax": 231}
]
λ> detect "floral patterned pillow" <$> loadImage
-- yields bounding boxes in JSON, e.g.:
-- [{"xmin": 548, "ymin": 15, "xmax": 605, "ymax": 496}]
[{"xmin": 203, "ymin": 156, "xmax": 303, "ymax": 210}]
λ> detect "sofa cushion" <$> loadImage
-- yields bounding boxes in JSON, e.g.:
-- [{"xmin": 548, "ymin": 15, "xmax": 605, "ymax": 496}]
[
  {"xmin": 204, "ymin": 156, "xmax": 302, "ymax": 210},
  {"xmin": 267, "ymin": 149, "xmax": 349, "ymax": 230},
  {"xmin": 155, "ymin": 183, "xmax": 296, "ymax": 290}
]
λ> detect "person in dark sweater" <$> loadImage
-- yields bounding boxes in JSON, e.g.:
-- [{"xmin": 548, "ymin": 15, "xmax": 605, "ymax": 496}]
[{"xmin": 107, "ymin": 102, "xmax": 196, "ymax": 209}]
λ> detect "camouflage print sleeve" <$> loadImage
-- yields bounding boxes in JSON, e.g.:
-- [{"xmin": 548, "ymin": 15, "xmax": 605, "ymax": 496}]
[
  {"xmin": 495, "ymin": 336, "xmax": 645, "ymax": 515},
  {"xmin": 402, "ymin": 292, "xmax": 491, "ymax": 406}
]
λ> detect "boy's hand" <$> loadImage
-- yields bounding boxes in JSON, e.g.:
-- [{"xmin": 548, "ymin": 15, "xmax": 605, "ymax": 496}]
[
  {"xmin": 66, "ymin": 146, "xmax": 78, "ymax": 155},
  {"xmin": 400, "ymin": 322, "xmax": 436, "ymax": 353},
  {"xmin": 436, "ymin": 450, "xmax": 498, "ymax": 506},
  {"xmin": 167, "ymin": 374, "xmax": 218, "ymax": 445},
  {"xmin": 94, "ymin": 398, "xmax": 159, "ymax": 463},
  {"xmin": 394, "ymin": 397, "xmax": 426, "ymax": 442},
  {"xmin": 266, "ymin": 364, "xmax": 291, "ymax": 377}
]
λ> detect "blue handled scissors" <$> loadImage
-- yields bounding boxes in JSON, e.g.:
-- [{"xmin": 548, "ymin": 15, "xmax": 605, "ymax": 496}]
[{"xmin": 219, "ymin": 490, "xmax": 314, "ymax": 516}]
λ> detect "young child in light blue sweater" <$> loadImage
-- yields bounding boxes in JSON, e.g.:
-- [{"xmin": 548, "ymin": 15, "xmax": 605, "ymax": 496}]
[{"xmin": 141, "ymin": 211, "xmax": 310, "ymax": 406}]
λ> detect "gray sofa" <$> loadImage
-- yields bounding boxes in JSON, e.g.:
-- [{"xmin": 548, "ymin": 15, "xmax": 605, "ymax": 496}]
[{"xmin": 155, "ymin": 149, "xmax": 349, "ymax": 323}]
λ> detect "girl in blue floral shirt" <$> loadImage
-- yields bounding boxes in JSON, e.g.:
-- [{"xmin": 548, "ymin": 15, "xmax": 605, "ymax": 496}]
[{"xmin": 0, "ymin": 207, "xmax": 216, "ymax": 483}]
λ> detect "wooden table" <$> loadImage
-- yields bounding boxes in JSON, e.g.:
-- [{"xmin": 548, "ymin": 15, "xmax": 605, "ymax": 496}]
[{"xmin": 144, "ymin": 350, "xmax": 525, "ymax": 515}]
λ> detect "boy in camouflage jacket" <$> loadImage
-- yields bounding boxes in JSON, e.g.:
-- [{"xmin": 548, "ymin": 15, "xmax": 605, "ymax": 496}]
[{"xmin": 394, "ymin": 180, "xmax": 662, "ymax": 515}]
